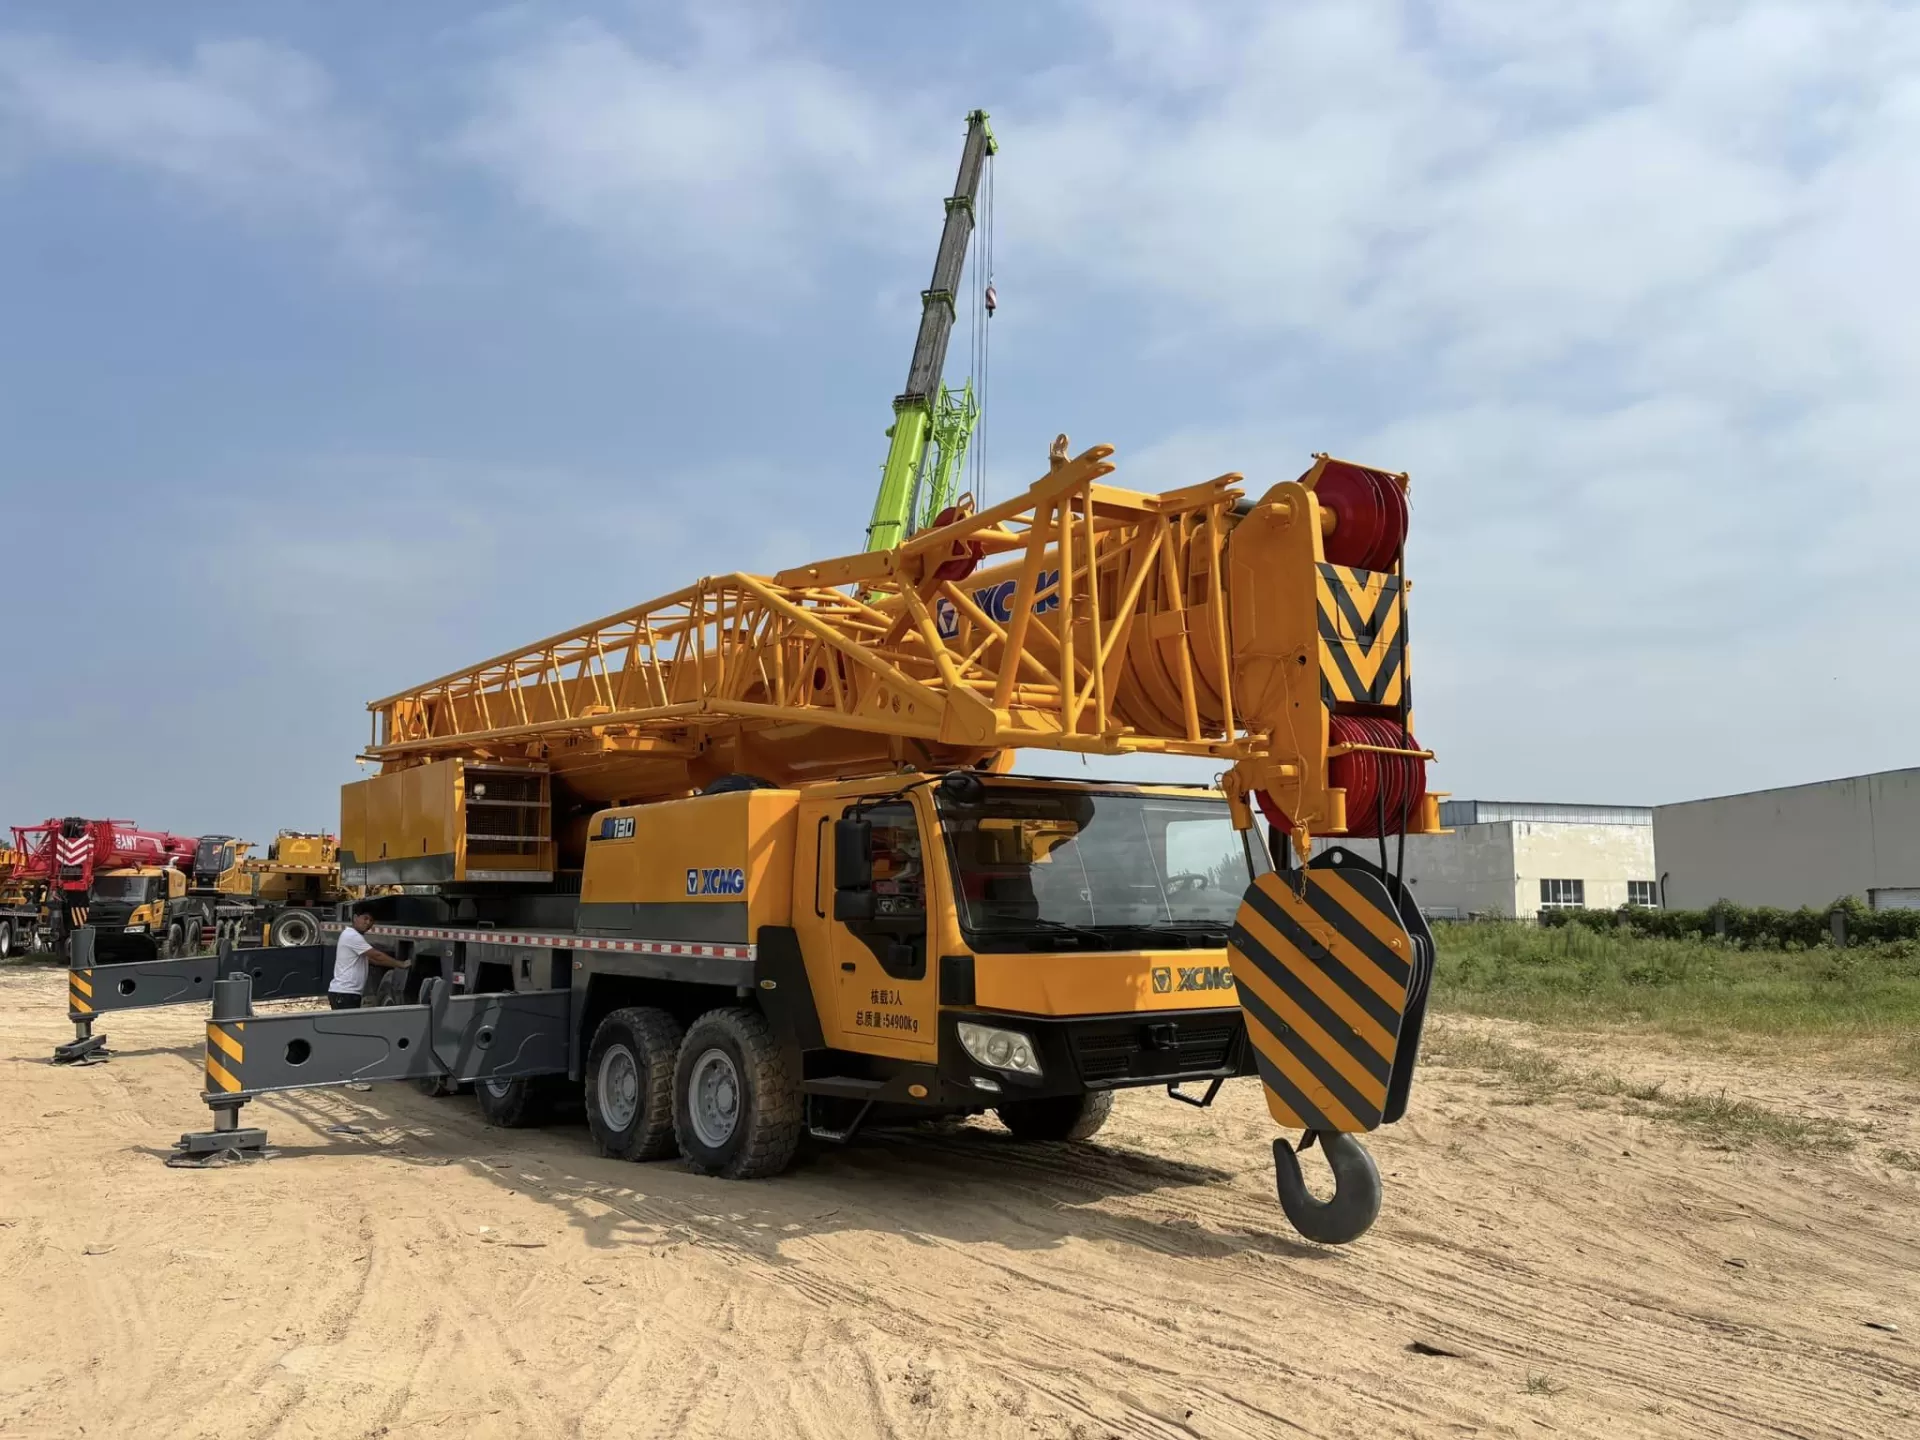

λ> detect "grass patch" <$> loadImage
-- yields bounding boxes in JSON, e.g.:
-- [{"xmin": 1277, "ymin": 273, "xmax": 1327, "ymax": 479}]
[
  {"xmin": 1883, "ymin": 1148, "xmax": 1920, "ymax": 1172},
  {"xmin": 1431, "ymin": 922, "xmax": 1920, "ymax": 1075},
  {"xmin": 1524, "ymin": 1372, "xmax": 1567, "ymax": 1398},
  {"xmin": 1424, "ymin": 1031, "xmax": 1859, "ymax": 1153}
]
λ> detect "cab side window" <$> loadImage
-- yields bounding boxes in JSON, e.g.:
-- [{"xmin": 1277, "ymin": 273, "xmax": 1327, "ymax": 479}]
[
  {"xmin": 843, "ymin": 802, "xmax": 927, "ymax": 980},
  {"xmin": 867, "ymin": 804, "xmax": 925, "ymax": 920}
]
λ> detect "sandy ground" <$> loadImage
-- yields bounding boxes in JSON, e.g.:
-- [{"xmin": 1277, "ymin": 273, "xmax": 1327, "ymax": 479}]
[{"xmin": 0, "ymin": 962, "xmax": 1915, "ymax": 1440}]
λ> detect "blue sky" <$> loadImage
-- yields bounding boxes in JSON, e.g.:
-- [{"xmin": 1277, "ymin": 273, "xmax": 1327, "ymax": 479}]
[{"xmin": 3, "ymin": 1, "xmax": 1916, "ymax": 846}]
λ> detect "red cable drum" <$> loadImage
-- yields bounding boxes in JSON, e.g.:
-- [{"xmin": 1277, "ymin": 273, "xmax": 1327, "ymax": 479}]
[
  {"xmin": 1256, "ymin": 714, "xmax": 1427, "ymax": 838},
  {"xmin": 1311, "ymin": 460, "xmax": 1407, "ymax": 572}
]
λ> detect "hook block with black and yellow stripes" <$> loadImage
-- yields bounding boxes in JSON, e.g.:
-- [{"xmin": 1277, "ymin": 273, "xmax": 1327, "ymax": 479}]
[{"xmin": 1229, "ymin": 847, "xmax": 1433, "ymax": 1135}]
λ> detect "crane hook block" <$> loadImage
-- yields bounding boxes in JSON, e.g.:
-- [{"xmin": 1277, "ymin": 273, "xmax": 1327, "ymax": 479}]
[
  {"xmin": 1272, "ymin": 1132, "xmax": 1382, "ymax": 1244},
  {"xmin": 1229, "ymin": 847, "xmax": 1434, "ymax": 1149}
]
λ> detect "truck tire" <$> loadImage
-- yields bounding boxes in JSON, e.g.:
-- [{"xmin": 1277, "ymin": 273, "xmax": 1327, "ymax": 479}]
[
  {"xmin": 475, "ymin": 1075, "xmax": 560, "ymax": 1128},
  {"xmin": 996, "ymin": 1090, "xmax": 1114, "ymax": 1142},
  {"xmin": 586, "ymin": 1007, "xmax": 682, "ymax": 1161},
  {"xmin": 162, "ymin": 922, "xmax": 185, "ymax": 960},
  {"xmin": 673, "ymin": 1007, "xmax": 801, "ymax": 1179},
  {"xmin": 182, "ymin": 918, "xmax": 203, "ymax": 955},
  {"xmin": 0, "ymin": 921, "xmax": 12, "ymax": 958},
  {"xmin": 273, "ymin": 910, "xmax": 319, "ymax": 947}
]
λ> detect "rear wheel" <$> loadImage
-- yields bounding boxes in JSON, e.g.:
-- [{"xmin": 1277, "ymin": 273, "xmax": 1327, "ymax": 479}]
[
  {"xmin": 181, "ymin": 918, "xmax": 203, "ymax": 955},
  {"xmin": 672, "ymin": 1008, "xmax": 802, "ymax": 1179},
  {"xmin": 585, "ymin": 1007, "xmax": 682, "ymax": 1160},
  {"xmin": 996, "ymin": 1090, "xmax": 1114, "ymax": 1142},
  {"xmin": 0, "ymin": 921, "xmax": 12, "ymax": 958},
  {"xmin": 476, "ymin": 1075, "xmax": 561, "ymax": 1128},
  {"xmin": 273, "ymin": 910, "xmax": 319, "ymax": 947}
]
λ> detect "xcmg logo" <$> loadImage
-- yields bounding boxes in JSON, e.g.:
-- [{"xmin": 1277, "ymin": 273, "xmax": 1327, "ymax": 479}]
[
  {"xmin": 1151, "ymin": 965, "xmax": 1235, "ymax": 994},
  {"xmin": 933, "ymin": 570, "xmax": 1062, "ymax": 641},
  {"xmin": 685, "ymin": 867, "xmax": 746, "ymax": 897}
]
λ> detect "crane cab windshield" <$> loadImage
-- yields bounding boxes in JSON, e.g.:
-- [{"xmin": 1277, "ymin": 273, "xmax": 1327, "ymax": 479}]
[
  {"xmin": 936, "ymin": 786, "xmax": 1267, "ymax": 953},
  {"xmin": 90, "ymin": 872, "xmax": 163, "ymax": 905}
]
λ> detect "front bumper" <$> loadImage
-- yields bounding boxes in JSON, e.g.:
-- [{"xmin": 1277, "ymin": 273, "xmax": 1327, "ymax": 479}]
[{"xmin": 937, "ymin": 1006, "xmax": 1254, "ymax": 1100}]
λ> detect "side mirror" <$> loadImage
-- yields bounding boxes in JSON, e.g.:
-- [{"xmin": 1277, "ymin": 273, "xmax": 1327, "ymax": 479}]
[
  {"xmin": 833, "ymin": 817, "xmax": 873, "ymax": 889},
  {"xmin": 832, "ymin": 816, "xmax": 875, "ymax": 922},
  {"xmin": 938, "ymin": 770, "xmax": 988, "ymax": 807}
]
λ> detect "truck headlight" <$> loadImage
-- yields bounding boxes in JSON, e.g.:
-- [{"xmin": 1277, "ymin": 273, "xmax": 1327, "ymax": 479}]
[
  {"xmin": 957, "ymin": 1022, "xmax": 1041, "ymax": 1076},
  {"xmin": 126, "ymin": 923, "xmax": 149, "ymax": 934}
]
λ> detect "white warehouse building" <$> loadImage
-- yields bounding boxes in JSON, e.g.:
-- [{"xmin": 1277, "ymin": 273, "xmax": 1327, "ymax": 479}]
[
  {"xmin": 1382, "ymin": 800, "xmax": 1657, "ymax": 921},
  {"xmin": 1653, "ymin": 767, "xmax": 1920, "ymax": 911}
]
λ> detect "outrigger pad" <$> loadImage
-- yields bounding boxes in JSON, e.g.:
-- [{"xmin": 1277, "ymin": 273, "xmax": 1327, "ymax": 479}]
[
  {"xmin": 52, "ymin": 1034, "xmax": 109, "ymax": 1065},
  {"xmin": 168, "ymin": 1128, "xmax": 270, "ymax": 1167},
  {"xmin": 1229, "ymin": 847, "xmax": 1432, "ymax": 1133}
]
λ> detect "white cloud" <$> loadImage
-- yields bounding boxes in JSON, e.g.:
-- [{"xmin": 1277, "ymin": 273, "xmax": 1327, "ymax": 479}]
[
  {"xmin": 0, "ymin": 34, "xmax": 416, "ymax": 269},
  {"xmin": 997, "ymin": 1, "xmax": 1920, "ymax": 800},
  {"xmin": 453, "ymin": 14, "xmax": 944, "ymax": 305}
]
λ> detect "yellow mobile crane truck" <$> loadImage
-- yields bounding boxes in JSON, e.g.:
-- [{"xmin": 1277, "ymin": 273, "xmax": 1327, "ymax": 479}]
[
  {"xmin": 188, "ymin": 830, "xmax": 346, "ymax": 948},
  {"xmin": 177, "ymin": 437, "xmax": 1440, "ymax": 1244}
]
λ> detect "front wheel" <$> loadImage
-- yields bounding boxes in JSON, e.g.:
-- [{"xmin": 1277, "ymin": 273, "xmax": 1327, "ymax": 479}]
[
  {"xmin": 672, "ymin": 1008, "xmax": 802, "ymax": 1179},
  {"xmin": 996, "ymin": 1090, "xmax": 1114, "ymax": 1142},
  {"xmin": 161, "ymin": 922, "xmax": 184, "ymax": 960},
  {"xmin": 0, "ymin": 921, "xmax": 12, "ymax": 959}
]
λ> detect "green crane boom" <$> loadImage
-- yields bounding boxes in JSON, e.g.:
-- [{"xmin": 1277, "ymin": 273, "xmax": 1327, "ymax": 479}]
[{"xmin": 864, "ymin": 109, "xmax": 996, "ymax": 553}]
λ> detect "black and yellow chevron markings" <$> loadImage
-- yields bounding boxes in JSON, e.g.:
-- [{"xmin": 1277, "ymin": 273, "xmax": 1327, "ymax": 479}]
[
  {"xmin": 1229, "ymin": 863, "xmax": 1415, "ymax": 1132},
  {"xmin": 205, "ymin": 1020, "xmax": 245, "ymax": 1095},
  {"xmin": 68, "ymin": 967, "xmax": 93, "ymax": 1016},
  {"xmin": 1316, "ymin": 563, "xmax": 1405, "ymax": 708}
]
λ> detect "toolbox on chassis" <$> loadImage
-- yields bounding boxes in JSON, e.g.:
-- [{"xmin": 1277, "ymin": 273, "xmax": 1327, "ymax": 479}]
[{"xmin": 180, "ymin": 772, "xmax": 1270, "ymax": 1172}]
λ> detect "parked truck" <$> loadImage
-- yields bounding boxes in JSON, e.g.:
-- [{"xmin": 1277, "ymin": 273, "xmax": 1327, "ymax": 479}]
[
  {"xmin": 188, "ymin": 830, "xmax": 346, "ymax": 947},
  {"xmin": 11, "ymin": 819, "xmax": 197, "ymax": 959},
  {"xmin": 0, "ymin": 844, "xmax": 48, "ymax": 957}
]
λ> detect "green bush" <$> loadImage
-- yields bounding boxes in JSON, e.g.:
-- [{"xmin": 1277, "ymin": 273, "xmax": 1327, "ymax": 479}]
[
  {"xmin": 1537, "ymin": 896, "xmax": 1920, "ymax": 947},
  {"xmin": 1431, "ymin": 916, "xmax": 1920, "ymax": 1065}
]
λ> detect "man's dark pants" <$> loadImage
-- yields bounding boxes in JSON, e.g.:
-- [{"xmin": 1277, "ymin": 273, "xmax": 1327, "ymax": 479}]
[{"xmin": 327, "ymin": 991, "xmax": 363, "ymax": 1010}]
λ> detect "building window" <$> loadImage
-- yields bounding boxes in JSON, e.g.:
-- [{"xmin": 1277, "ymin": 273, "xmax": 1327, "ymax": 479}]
[
  {"xmin": 1627, "ymin": 880, "xmax": 1658, "ymax": 908},
  {"xmin": 1539, "ymin": 878, "xmax": 1585, "ymax": 909}
]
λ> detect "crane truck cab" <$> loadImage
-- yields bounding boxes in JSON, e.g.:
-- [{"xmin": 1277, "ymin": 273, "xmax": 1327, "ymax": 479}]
[{"xmin": 85, "ymin": 866, "xmax": 201, "ymax": 963}]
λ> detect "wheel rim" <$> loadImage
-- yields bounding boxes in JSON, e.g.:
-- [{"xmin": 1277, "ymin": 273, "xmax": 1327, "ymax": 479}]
[
  {"xmin": 597, "ymin": 1044, "xmax": 641, "ymax": 1131},
  {"xmin": 686, "ymin": 1047, "xmax": 741, "ymax": 1149},
  {"xmin": 483, "ymin": 1078, "xmax": 513, "ymax": 1100}
]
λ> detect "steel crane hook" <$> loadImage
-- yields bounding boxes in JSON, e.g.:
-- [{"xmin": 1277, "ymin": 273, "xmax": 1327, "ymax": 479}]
[{"xmin": 1272, "ymin": 1131, "xmax": 1382, "ymax": 1245}]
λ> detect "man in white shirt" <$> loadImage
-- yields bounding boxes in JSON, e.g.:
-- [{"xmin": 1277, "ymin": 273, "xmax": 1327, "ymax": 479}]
[{"xmin": 330, "ymin": 907, "xmax": 405, "ymax": 1009}]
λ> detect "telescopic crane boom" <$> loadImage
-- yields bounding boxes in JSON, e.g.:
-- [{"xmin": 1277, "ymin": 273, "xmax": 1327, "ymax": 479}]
[{"xmin": 865, "ymin": 109, "xmax": 996, "ymax": 552}]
